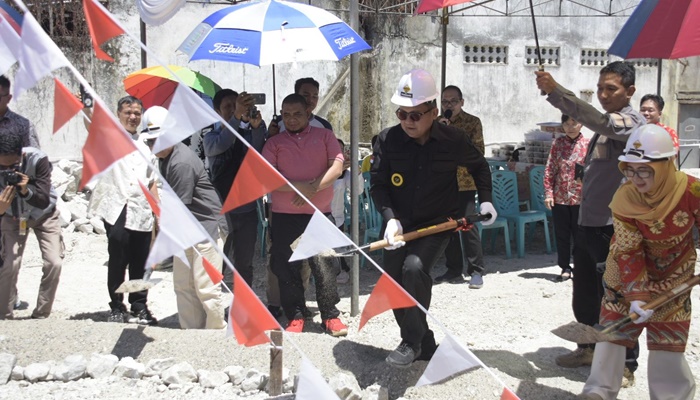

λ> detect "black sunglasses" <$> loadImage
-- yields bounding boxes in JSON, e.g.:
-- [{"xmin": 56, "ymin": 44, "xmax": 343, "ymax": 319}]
[{"xmin": 395, "ymin": 107, "xmax": 433, "ymax": 122}]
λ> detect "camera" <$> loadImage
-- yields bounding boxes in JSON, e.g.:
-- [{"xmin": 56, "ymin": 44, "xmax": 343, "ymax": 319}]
[
  {"xmin": 1, "ymin": 170, "xmax": 22, "ymax": 186},
  {"xmin": 79, "ymin": 84, "xmax": 93, "ymax": 108}
]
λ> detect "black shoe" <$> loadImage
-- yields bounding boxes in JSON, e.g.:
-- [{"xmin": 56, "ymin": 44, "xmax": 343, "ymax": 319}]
[
  {"xmin": 435, "ymin": 270, "xmax": 463, "ymax": 284},
  {"xmin": 13, "ymin": 300, "xmax": 28, "ymax": 311},
  {"xmin": 108, "ymin": 308, "xmax": 126, "ymax": 323},
  {"xmin": 267, "ymin": 305, "xmax": 282, "ymax": 318},
  {"xmin": 386, "ymin": 342, "xmax": 421, "ymax": 368},
  {"xmin": 129, "ymin": 307, "xmax": 158, "ymax": 326}
]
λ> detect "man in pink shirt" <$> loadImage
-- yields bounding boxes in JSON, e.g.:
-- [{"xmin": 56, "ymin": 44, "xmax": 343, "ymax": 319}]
[{"xmin": 262, "ymin": 94, "xmax": 348, "ymax": 336}]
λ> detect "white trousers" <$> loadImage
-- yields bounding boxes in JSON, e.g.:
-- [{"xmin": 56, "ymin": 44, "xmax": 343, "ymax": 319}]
[
  {"xmin": 173, "ymin": 239, "xmax": 226, "ymax": 329},
  {"xmin": 582, "ymin": 342, "xmax": 696, "ymax": 400}
]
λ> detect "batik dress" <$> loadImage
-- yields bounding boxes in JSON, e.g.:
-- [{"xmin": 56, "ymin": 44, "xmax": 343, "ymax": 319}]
[{"xmin": 601, "ymin": 175, "xmax": 700, "ymax": 352}]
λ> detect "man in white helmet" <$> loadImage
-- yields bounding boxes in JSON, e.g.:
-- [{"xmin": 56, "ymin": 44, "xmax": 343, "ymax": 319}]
[
  {"xmin": 370, "ymin": 69, "xmax": 497, "ymax": 367},
  {"xmin": 141, "ymin": 106, "xmax": 228, "ymax": 330}
]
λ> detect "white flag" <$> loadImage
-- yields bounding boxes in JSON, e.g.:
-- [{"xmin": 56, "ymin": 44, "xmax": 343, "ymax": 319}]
[
  {"xmin": 289, "ymin": 210, "xmax": 354, "ymax": 261},
  {"xmin": 0, "ymin": 15, "xmax": 19, "ymax": 75},
  {"xmin": 295, "ymin": 357, "xmax": 340, "ymax": 400},
  {"xmin": 13, "ymin": 12, "xmax": 69, "ymax": 98},
  {"xmin": 150, "ymin": 82, "xmax": 219, "ymax": 154},
  {"xmin": 145, "ymin": 181, "xmax": 211, "ymax": 268},
  {"xmin": 416, "ymin": 333, "xmax": 482, "ymax": 387}
]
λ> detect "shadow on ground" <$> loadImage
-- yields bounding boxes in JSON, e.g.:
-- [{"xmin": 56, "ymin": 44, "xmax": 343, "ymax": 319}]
[
  {"xmin": 111, "ymin": 325, "xmax": 155, "ymax": 359},
  {"xmin": 69, "ymin": 311, "xmax": 181, "ymax": 329}
]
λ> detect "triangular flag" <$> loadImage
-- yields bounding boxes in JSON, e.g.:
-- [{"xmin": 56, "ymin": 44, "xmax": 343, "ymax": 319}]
[
  {"xmin": 358, "ymin": 273, "xmax": 417, "ymax": 331},
  {"xmin": 13, "ymin": 12, "xmax": 70, "ymax": 99},
  {"xmin": 295, "ymin": 357, "xmax": 341, "ymax": 400},
  {"xmin": 222, "ymin": 150, "xmax": 286, "ymax": 213},
  {"xmin": 52, "ymin": 78, "xmax": 83, "ymax": 134},
  {"xmin": 83, "ymin": 0, "xmax": 125, "ymax": 62},
  {"xmin": 416, "ymin": 333, "xmax": 482, "ymax": 386},
  {"xmin": 150, "ymin": 83, "xmax": 219, "ymax": 154},
  {"xmin": 202, "ymin": 257, "xmax": 223, "ymax": 284},
  {"xmin": 80, "ymin": 101, "xmax": 137, "ymax": 189},
  {"xmin": 138, "ymin": 180, "xmax": 160, "ymax": 217},
  {"xmin": 0, "ymin": 15, "xmax": 20, "ymax": 75},
  {"xmin": 230, "ymin": 269, "xmax": 279, "ymax": 346},
  {"xmin": 145, "ymin": 181, "xmax": 211, "ymax": 268},
  {"xmin": 289, "ymin": 210, "xmax": 354, "ymax": 261},
  {"xmin": 501, "ymin": 387, "xmax": 520, "ymax": 400}
]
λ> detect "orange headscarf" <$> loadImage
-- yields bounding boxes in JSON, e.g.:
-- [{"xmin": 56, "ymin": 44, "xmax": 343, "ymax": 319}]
[{"xmin": 609, "ymin": 159, "xmax": 687, "ymax": 224}]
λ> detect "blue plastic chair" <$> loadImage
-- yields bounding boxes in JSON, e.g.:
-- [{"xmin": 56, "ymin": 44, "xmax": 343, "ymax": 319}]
[
  {"xmin": 256, "ymin": 198, "xmax": 269, "ymax": 257},
  {"xmin": 475, "ymin": 195, "xmax": 512, "ymax": 259},
  {"xmin": 529, "ymin": 166, "xmax": 556, "ymax": 248},
  {"xmin": 360, "ymin": 172, "xmax": 382, "ymax": 267},
  {"xmin": 491, "ymin": 170, "xmax": 551, "ymax": 258}
]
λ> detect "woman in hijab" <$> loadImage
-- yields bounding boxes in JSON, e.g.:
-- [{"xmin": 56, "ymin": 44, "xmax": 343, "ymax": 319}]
[{"xmin": 579, "ymin": 124, "xmax": 697, "ymax": 400}]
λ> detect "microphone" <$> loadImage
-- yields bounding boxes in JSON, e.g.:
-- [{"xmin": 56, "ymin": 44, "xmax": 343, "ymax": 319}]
[{"xmin": 441, "ymin": 109, "xmax": 453, "ymax": 125}]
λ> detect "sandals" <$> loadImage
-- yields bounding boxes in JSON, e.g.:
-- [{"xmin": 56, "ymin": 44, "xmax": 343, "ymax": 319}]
[{"xmin": 558, "ymin": 269, "xmax": 573, "ymax": 282}]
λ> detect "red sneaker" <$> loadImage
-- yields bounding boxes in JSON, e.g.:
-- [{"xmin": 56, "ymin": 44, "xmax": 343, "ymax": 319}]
[
  {"xmin": 323, "ymin": 318, "xmax": 348, "ymax": 337},
  {"xmin": 285, "ymin": 318, "xmax": 304, "ymax": 333}
]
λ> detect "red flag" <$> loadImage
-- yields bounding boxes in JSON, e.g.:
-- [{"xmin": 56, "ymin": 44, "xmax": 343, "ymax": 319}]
[
  {"xmin": 52, "ymin": 78, "xmax": 83, "ymax": 134},
  {"xmin": 230, "ymin": 270, "xmax": 279, "ymax": 346},
  {"xmin": 83, "ymin": 0, "xmax": 124, "ymax": 62},
  {"xmin": 359, "ymin": 273, "xmax": 417, "ymax": 331},
  {"xmin": 138, "ymin": 180, "xmax": 160, "ymax": 217},
  {"xmin": 222, "ymin": 150, "xmax": 286, "ymax": 213},
  {"xmin": 501, "ymin": 387, "xmax": 520, "ymax": 400},
  {"xmin": 80, "ymin": 102, "xmax": 137, "ymax": 189},
  {"xmin": 202, "ymin": 257, "xmax": 223, "ymax": 285}
]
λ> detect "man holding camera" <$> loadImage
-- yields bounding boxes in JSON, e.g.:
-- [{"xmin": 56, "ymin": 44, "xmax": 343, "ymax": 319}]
[{"xmin": 0, "ymin": 133, "xmax": 62, "ymax": 320}]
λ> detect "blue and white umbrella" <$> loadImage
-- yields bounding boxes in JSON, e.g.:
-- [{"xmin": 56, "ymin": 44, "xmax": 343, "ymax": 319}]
[{"xmin": 177, "ymin": 0, "xmax": 371, "ymax": 66}]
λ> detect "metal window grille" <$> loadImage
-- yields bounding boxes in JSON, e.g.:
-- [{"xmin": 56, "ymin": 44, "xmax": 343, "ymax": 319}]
[
  {"xmin": 525, "ymin": 46, "xmax": 559, "ymax": 66},
  {"xmin": 464, "ymin": 45, "xmax": 508, "ymax": 65},
  {"xmin": 580, "ymin": 48, "xmax": 609, "ymax": 66}
]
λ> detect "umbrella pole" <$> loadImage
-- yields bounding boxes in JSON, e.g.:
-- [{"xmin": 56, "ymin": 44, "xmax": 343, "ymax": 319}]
[
  {"xmin": 656, "ymin": 59, "xmax": 662, "ymax": 96},
  {"xmin": 440, "ymin": 7, "xmax": 448, "ymax": 93},
  {"xmin": 272, "ymin": 65, "xmax": 277, "ymax": 115}
]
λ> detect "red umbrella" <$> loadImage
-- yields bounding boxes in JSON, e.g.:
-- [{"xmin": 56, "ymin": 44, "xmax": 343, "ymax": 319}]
[
  {"xmin": 415, "ymin": 0, "xmax": 477, "ymax": 14},
  {"xmin": 608, "ymin": 0, "xmax": 700, "ymax": 59}
]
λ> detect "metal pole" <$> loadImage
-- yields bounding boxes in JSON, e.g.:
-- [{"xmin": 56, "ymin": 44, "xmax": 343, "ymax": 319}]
[
  {"xmin": 440, "ymin": 8, "xmax": 448, "ymax": 93},
  {"xmin": 272, "ymin": 64, "xmax": 277, "ymax": 115},
  {"xmin": 140, "ymin": 19, "xmax": 147, "ymax": 68},
  {"xmin": 656, "ymin": 58, "xmax": 662, "ymax": 96},
  {"xmin": 350, "ymin": 0, "xmax": 360, "ymax": 316}
]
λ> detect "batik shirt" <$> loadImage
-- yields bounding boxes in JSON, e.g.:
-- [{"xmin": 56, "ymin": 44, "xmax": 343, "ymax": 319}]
[
  {"xmin": 439, "ymin": 110, "xmax": 484, "ymax": 192},
  {"xmin": 543, "ymin": 134, "xmax": 589, "ymax": 205}
]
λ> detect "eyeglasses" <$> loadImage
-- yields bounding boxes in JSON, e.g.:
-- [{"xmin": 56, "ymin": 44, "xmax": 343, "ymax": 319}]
[
  {"xmin": 622, "ymin": 168, "xmax": 653, "ymax": 179},
  {"xmin": 395, "ymin": 107, "xmax": 432, "ymax": 122},
  {"xmin": 440, "ymin": 99, "xmax": 461, "ymax": 107}
]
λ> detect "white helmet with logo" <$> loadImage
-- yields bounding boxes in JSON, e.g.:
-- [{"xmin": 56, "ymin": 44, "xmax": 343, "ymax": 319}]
[
  {"xmin": 140, "ymin": 106, "xmax": 169, "ymax": 140},
  {"xmin": 391, "ymin": 68, "xmax": 438, "ymax": 107},
  {"xmin": 618, "ymin": 124, "xmax": 676, "ymax": 163}
]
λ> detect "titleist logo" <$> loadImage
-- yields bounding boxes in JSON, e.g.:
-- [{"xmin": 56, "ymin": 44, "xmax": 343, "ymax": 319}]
[
  {"xmin": 334, "ymin": 37, "xmax": 356, "ymax": 50},
  {"xmin": 209, "ymin": 43, "xmax": 249, "ymax": 54}
]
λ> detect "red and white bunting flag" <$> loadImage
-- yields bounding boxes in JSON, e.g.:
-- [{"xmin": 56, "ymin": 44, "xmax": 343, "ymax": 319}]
[
  {"xmin": 80, "ymin": 101, "xmax": 137, "ymax": 189},
  {"xmin": 0, "ymin": 15, "xmax": 19, "ymax": 75},
  {"xmin": 229, "ymin": 269, "xmax": 279, "ymax": 346},
  {"xmin": 289, "ymin": 210, "xmax": 353, "ymax": 261},
  {"xmin": 202, "ymin": 257, "xmax": 223, "ymax": 285},
  {"xmin": 359, "ymin": 273, "xmax": 417, "ymax": 331},
  {"xmin": 221, "ymin": 150, "xmax": 286, "ymax": 213},
  {"xmin": 138, "ymin": 180, "xmax": 160, "ymax": 217},
  {"xmin": 83, "ymin": 0, "xmax": 125, "ymax": 62},
  {"xmin": 501, "ymin": 387, "xmax": 520, "ymax": 400},
  {"xmin": 52, "ymin": 78, "xmax": 83, "ymax": 134},
  {"xmin": 12, "ymin": 12, "xmax": 69, "ymax": 99},
  {"xmin": 416, "ymin": 333, "xmax": 482, "ymax": 386},
  {"xmin": 145, "ymin": 181, "xmax": 210, "ymax": 268},
  {"xmin": 149, "ymin": 83, "xmax": 219, "ymax": 154},
  {"xmin": 295, "ymin": 357, "xmax": 341, "ymax": 400}
]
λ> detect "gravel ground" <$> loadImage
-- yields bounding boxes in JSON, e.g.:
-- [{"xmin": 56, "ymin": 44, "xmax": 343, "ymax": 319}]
[{"xmin": 1, "ymin": 229, "xmax": 699, "ymax": 399}]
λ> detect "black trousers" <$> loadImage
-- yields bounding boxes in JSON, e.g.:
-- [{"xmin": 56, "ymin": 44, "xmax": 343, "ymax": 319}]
[
  {"xmin": 104, "ymin": 206, "xmax": 151, "ymax": 312},
  {"xmin": 270, "ymin": 212, "xmax": 340, "ymax": 321},
  {"xmin": 222, "ymin": 209, "xmax": 258, "ymax": 288},
  {"xmin": 384, "ymin": 231, "xmax": 450, "ymax": 348},
  {"xmin": 574, "ymin": 225, "xmax": 639, "ymax": 371},
  {"xmin": 444, "ymin": 191, "xmax": 484, "ymax": 276},
  {"xmin": 552, "ymin": 204, "xmax": 579, "ymax": 271}
]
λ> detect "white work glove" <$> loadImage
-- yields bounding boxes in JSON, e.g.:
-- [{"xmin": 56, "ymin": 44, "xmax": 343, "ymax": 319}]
[
  {"xmin": 383, "ymin": 219, "xmax": 405, "ymax": 250},
  {"xmin": 479, "ymin": 202, "xmax": 498, "ymax": 226},
  {"xmin": 630, "ymin": 300, "xmax": 654, "ymax": 324}
]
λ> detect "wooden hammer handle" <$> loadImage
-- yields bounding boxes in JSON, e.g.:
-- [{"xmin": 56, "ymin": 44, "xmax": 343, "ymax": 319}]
[{"xmin": 366, "ymin": 219, "xmax": 461, "ymax": 252}]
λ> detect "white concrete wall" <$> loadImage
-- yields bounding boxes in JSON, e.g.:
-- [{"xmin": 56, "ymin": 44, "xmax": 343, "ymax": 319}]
[{"xmin": 5, "ymin": 0, "xmax": 693, "ymax": 161}]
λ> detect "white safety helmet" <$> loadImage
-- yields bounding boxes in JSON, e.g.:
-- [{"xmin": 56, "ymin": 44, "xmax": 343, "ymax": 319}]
[
  {"xmin": 390, "ymin": 68, "xmax": 438, "ymax": 107},
  {"xmin": 140, "ymin": 106, "xmax": 169, "ymax": 140},
  {"xmin": 618, "ymin": 124, "xmax": 676, "ymax": 163}
]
